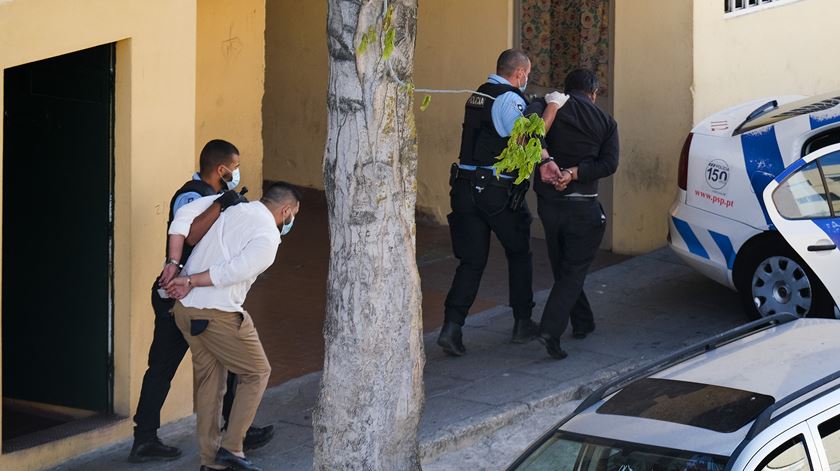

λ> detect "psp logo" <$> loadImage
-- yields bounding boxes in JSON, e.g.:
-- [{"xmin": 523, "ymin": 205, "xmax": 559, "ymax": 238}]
[{"xmin": 705, "ymin": 159, "xmax": 730, "ymax": 191}]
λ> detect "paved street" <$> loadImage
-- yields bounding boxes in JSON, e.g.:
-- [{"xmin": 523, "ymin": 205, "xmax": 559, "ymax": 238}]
[{"xmin": 49, "ymin": 247, "xmax": 744, "ymax": 470}]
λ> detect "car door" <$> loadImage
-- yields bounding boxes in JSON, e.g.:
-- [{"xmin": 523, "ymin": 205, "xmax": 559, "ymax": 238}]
[
  {"xmin": 763, "ymin": 143, "xmax": 840, "ymax": 316},
  {"xmin": 740, "ymin": 423, "xmax": 822, "ymax": 471},
  {"xmin": 806, "ymin": 402, "xmax": 840, "ymax": 471}
]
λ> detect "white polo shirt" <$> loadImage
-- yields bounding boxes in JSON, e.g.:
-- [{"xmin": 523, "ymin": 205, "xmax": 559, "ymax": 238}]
[{"xmin": 168, "ymin": 195, "xmax": 281, "ymax": 313}]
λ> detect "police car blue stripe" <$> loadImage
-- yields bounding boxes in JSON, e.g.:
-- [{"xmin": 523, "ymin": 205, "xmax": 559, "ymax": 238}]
[
  {"xmin": 810, "ymin": 114, "xmax": 840, "ymax": 130},
  {"xmin": 672, "ymin": 217, "xmax": 709, "ymax": 260},
  {"xmin": 708, "ymin": 230, "xmax": 736, "ymax": 270},
  {"xmin": 741, "ymin": 127, "xmax": 785, "ymax": 226},
  {"xmin": 774, "ymin": 158, "xmax": 807, "ymax": 183},
  {"xmin": 812, "ymin": 219, "xmax": 840, "ymax": 249}
]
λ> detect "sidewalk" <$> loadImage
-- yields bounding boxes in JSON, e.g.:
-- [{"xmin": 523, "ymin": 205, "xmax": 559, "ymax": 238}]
[{"xmin": 49, "ymin": 248, "xmax": 743, "ymax": 470}]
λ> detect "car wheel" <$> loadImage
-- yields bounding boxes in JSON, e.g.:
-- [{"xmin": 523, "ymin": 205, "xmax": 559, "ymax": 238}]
[{"xmin": 737, "ymin": 239, "xmax": 833, "ymax": 320}]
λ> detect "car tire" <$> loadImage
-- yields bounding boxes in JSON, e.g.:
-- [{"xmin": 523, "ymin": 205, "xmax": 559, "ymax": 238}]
[{"xmin": 736, "ymin": 237, "xmax": 834, "ymax": 320}]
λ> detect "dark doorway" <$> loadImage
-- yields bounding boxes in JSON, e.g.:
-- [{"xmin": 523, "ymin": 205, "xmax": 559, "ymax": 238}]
[{"xmin": 2, "ymin": 44, "xmax": 115, "ymax": 451}]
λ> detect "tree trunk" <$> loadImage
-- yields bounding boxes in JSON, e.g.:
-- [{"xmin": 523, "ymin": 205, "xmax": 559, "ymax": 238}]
[{"xmin": 313, "ymin": 1, "xmax": 424, "ymax": 470}]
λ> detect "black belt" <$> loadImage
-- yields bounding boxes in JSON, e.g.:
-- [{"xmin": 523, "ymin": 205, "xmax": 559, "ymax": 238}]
[
  {"xmin": 452, "ymin": 165, "xmax": 514, "ymax": 188},
  {"xmin": 555, "ymin": 195, "xmax": 597, "ymax": 202}
]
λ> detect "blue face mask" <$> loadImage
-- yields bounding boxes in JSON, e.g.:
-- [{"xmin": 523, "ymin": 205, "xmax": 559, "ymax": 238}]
[
  {"xmin": 223, "ymin": 167, "xmax": 240, "ymax": 191},
  {"xmin": 280, "ymin": 216, "xmax": 295, "ymax": 236}
]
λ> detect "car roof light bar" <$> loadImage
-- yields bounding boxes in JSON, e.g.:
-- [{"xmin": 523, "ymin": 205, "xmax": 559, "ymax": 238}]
[{"xmin": 573, "ymin": 313, "xmax": 798, "ymax": 414}]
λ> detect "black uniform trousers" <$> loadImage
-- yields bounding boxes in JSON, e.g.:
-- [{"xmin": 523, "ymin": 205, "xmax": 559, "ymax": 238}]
[
  {"xmin": 537, "ymin": 197, "xmax": 606, "ymax": 339},
  {"xmin": 444, "ymin": 176, "xmax": 534, "ymax": 325},
  {"xmin": 133, "ymin": 281, "xmax": 239, "ymax": 442}
]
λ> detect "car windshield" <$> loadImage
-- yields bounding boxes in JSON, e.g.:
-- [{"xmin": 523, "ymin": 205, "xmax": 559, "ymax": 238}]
[{"xmin": 513, "ymin": 431, "xmax": 728, "ymax": 471}]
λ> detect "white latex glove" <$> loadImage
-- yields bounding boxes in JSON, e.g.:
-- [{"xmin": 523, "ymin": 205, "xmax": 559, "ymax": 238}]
[{"xmin": 545, "ymin": 91, "xmax": 570, "ymax": 108}]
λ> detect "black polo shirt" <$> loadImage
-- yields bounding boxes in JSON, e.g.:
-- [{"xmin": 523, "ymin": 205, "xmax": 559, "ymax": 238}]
[{"xmin": 526, "ymin": 91, "xmax": 619, "ymax": 200}]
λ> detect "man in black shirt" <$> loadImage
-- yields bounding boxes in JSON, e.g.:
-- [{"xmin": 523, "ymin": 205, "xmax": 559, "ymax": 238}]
[{"xmin": 528, "ymin": 69, "xmax": 619, "ymax": 360}]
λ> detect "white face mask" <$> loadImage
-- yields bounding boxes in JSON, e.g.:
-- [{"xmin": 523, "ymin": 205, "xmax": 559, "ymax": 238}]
[
  {"xmin": 223, "ymin": 168, "xmax": 240, "ymax": 191},
  {"xmin": 519, "ymin": 76, "xmax": 528, "ymax": 93},
  {"xmin": 280, "ymin": 215, "xmax": 295, "ymax": 236}
]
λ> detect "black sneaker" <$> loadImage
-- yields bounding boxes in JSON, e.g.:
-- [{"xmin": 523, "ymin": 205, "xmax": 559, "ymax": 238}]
[
  {"xmin": 128, "ymin": 437, "xmax": 182, "ymax": 462},
  {"xmin": 243, "ymin": 424, "xmax": 275, "ymax": 451},
  {"xmin": 538, "ymin": 334, "xmax": 568, "ymax": 360},
  {"xmin": 511, "ymin": 318, "xmax": 539, "ymax": 344}
]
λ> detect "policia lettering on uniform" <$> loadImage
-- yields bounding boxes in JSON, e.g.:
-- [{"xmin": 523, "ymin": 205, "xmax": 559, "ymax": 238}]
[{"xmin": 437, "ymin": 49, "xmax": 540, "ymax": 357}]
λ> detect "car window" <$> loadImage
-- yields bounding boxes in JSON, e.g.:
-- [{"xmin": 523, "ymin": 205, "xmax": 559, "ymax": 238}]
[
  {"xmin": 818, "ymin": 413, "xmax": 840, "ymax": 471},
  {"xmin": 817, "ymin": 151, "xmax": 840, "ymax": 216},
  {"xmin": 754, "ymin": 435, "xmax": 812, "ymax": 471},
  {"xmin": 773, "ymin": 161, "xmax": 831, "ymax": 219}
]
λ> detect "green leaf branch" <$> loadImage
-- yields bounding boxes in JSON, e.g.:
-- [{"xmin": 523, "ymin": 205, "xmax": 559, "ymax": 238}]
[{"xmin": 493, "ymin": 114, "xmax": 546, "ymax": 185}]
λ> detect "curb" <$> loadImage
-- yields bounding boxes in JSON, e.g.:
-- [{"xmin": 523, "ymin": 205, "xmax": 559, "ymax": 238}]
[{"xmin": 418, "ymin": 357, "xmax": 644, "ymax": 461}]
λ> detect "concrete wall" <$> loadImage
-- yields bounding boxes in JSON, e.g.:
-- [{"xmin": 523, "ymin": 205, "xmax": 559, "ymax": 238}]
[
  {"xmin": 197, "ymin": 0, "xmax": 266, "ymax": 200},
  {"xmin": 0, "ymin": 0, "xmax": 196, "ymax": 468},
  {"xmin": 263, "ymin": 0, "xmax": 515, "ymax": 222},
  {"xmin": 692, "ymin": 0, "xmax": 840, "ymax": 123},
  {"xmin": 610, "ymin": 0, "xmax": 694, "ymax": 254}
]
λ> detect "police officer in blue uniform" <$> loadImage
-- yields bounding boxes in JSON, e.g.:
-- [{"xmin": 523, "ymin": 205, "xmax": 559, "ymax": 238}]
[
  {"xmin": 129, "ymin": 140, "xmax": 274, "ymax": 463},
  {"xmin": 437, "ymin": 50, "xmax": 540, "ymax": 356}
]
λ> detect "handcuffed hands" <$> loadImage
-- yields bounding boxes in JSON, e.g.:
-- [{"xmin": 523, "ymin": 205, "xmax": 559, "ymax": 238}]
[
  {"xmin": 545, "ymin": 91, "xmax": 570, "ymax": 108},
  {"xmin": 539, "ymin": 160, "xmax": 573, "ymax": 191},
  {"xmin": 159, "ymin": 263, "xmax": 181, "ymax": 286},
  {"xmin": 165, "ymin": 276, "xmax": 192, "ymax": 300}
]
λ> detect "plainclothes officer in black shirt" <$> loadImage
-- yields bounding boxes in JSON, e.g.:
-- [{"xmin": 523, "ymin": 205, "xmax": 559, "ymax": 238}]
[
  {"xmin": 528, "ymin": 69, "xmax": 619, "ymax": 360},
  {"xmin": 129, "ymin": 140, "xmax": 274, "ymax": 462},
  {"xmin": 437, "ymin": 49, "xmax": 540, "ymax": 356}
]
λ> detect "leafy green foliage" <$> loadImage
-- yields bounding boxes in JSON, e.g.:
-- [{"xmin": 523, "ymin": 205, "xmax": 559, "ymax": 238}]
[
  {"xmin": 382, "ymin": 27, "xmax": 396, "ymax": 60},
  {"xmin": 357, "ymin": 25, "xmax": 377, "ymax": 55},
  {"xmin": 493, "ymin": 113, "xmax": 546, "ymax": 185},
  {"xmin": 420, "ymin": 95, "xmax": 431, "ymax": 112}
]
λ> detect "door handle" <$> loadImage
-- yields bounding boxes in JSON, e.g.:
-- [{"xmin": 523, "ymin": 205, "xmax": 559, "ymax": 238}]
[{"xmin": 807, "ymin": 242, "xmax": 837, "ymax": 252}]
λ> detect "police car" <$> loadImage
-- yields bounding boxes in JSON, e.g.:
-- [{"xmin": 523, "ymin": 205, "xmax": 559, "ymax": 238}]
[
  {"xmin": 668, "ymin": 91, "xmax": 840, "ymax": 319},
  {"xmin": 508, "ymin": 314, "xmax": 840, "ymax": 471}
]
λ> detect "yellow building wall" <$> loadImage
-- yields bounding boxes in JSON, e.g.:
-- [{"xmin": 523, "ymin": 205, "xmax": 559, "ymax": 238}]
[
  {"xmin": 197, "ymin": 0, "xmax": 266, "ymax": 200},
  {"xmin": 692, "ymin": 0, "xmax": 840, "ymax": 123},
  {"xmin": 263, "ymin": 0, "xmax": 514, "ymax": 222},
  {"xmin": 0, "ymin": 0, "xmax": 196, "ymax": 469},
  {"xmin": 610, "ymin": 0, "xmax": 694, "ymax": 254},
  {"xmin": 263, "ymin": 0, "xmax": 327, "ymax": 189}
]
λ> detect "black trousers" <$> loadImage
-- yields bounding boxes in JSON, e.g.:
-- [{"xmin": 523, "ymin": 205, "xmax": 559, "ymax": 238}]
[
  {"xmin": 537, "ymin": 197, "xmax": 606, "ymax": 339},
  {"xmin": 133, "ymin": 281, "xmax": 238, "ymax": 442},
  {"xmin": 444, "ymin": 178, "xmax": 534, "ymax": 325}
]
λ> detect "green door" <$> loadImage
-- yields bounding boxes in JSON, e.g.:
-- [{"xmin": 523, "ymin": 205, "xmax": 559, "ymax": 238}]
[{"xmin": 2, "ymin": 44, "xmax": 114, "ymax": 412}]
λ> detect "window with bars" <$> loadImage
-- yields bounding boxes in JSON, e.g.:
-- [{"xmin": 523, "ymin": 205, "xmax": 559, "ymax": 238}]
[{"xmin": 724, "ymin": 0, "xmax": 784, "ymax": 14}]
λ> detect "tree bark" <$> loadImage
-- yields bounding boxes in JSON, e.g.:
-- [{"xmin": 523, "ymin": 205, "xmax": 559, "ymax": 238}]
[{"xmin": 313, "ymin": 1, "xmax": 424, "ymax": 470}]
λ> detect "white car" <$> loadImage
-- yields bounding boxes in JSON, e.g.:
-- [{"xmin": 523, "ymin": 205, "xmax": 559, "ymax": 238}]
[
  {"xmin": 668, "ymin": 91, "xmax": 840, "ymax": 319},
  {"xmin": 508, "ymin": 315, "xmax": 840, "ymax": 471}
]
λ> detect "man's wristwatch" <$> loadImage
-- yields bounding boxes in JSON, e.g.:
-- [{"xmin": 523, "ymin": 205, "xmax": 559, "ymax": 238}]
[
  {"xmin": 166, "ymin": 258, "xmax": 184, "ymax": 269},
  {"xmin": 540, "ymin": 156, "xmax": 554, "ymax": 165}
]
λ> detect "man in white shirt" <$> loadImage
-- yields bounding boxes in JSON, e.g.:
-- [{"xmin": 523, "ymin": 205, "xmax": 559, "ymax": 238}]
[{"xmin": 164, "ymin": 182, "xmax": 300, "ymax": 471}]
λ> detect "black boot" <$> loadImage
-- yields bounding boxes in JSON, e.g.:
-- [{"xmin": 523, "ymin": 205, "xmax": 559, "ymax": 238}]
[
  {"xmin": 511, "ymin": 318, "xmax": 539, "ymax": 344},
  {"xmin": 128, "ymin": 437, "xmax": 182, "ymax": 462},
  {"xmin": 538, "ymin": 334, "xmax": 568, "ymax": 360},
  {"xmin": 243, "ymin": 424, "xmax": 275, "ymax": 451},
  {"xmin": 437, "ymin": 322, "xmax": 466, "ymax": 356}
]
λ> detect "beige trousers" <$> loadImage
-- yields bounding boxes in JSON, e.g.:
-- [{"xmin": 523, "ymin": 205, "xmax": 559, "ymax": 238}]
[{"xmin": 172, "ymin": 302, "xmax": 271, "ymax": 467}]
